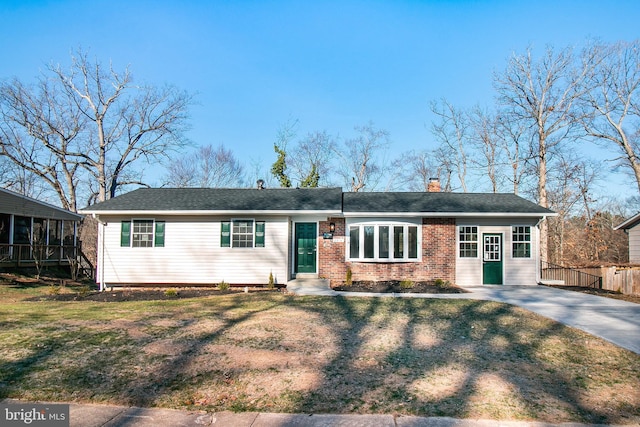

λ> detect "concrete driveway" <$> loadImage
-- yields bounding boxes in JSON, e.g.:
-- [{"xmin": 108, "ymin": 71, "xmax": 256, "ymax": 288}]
[{"xmin": 463, "ymin": 285, "xmax": 640, "ymax": 355}]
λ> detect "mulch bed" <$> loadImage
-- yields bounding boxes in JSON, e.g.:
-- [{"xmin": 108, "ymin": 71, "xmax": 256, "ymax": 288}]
[
  {"xmin": 30, "ymin": 287, "xmax": 282, "ymax": 302},
  {"xmin": 333, "ymin": 280, "xmax": 468, "ymax": 293}
]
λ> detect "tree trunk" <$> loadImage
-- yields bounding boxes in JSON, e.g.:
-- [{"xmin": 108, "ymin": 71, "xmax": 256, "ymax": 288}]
[{"xmin": 538, "ymin": 132, "xmax": 548, "ymax": 263}]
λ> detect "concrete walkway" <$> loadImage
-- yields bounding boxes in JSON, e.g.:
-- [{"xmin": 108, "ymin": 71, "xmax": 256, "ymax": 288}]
[
  {"xmin": 287, "ymin": 281, "xmax": 640, "ymax": 355},
  {"xmin": 1, "ymin": 399, "xmax": 633, "ymax": 427}
]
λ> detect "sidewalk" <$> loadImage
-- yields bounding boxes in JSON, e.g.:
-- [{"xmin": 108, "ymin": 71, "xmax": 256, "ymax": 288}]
[{"xmin": 1, "ymin": 399, "xmax": 632, "ymax": 427}]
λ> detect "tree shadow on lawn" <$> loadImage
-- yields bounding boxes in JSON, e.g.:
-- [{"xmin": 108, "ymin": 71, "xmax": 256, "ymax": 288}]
[
  {"xmin": 0, "ymin": 296, "xmax": 284, "ymax": 407},
  {"xmin": 1, "ymin": 295, "xmax": 638, "ymax": 424},
  {"xmin": 295, "ymin": 296, "xmax": 639, "ymax": 424}
]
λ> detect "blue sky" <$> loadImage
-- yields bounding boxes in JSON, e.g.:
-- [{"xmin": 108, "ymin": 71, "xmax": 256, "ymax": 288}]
[{"xmin": 1, "ymin": 0, "xmax": 638, "ymax": 199}]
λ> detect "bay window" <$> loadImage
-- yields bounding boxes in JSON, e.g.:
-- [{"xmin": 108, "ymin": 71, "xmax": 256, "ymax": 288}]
[{"xmin": 348, "ymin": 223, "xmax": 419, "ymax": 261}]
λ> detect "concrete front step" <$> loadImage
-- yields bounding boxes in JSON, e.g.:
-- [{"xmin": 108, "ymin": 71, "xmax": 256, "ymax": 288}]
[{"xmin": 286, "ymin": 278, "xmax": 337, "ymax": 296}]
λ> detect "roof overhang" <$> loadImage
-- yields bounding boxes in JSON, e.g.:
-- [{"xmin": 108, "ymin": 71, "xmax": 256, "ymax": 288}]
[
  {"xmin": 342, "ymin": 212, "xmax": 558, "ymax": 218},
  {"xmin": 0, "ymin": 187, "xmax": 83, "ymax": 221},
  {"xmin": 81, "ymin": 209, "xmax": 343, "ymax": 217},
  {"xmin": 614, "ymin": 212, "xmax": 640, "ymax": 230},
  {"xmin": 82, "ymin": 209, "xmax": 556, "ymax": 219}
]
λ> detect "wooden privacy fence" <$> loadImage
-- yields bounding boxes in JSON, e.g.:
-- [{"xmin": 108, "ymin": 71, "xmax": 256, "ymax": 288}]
[
  {"xmin": 541, "ymin": 262, "xmax": 640, "ymax": 296},
  {"xmin": 576, "ymin": 267, "xmax": 640, "ymax": 297}
]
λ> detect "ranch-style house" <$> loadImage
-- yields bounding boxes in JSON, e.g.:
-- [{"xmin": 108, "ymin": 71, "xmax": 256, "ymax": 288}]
[{"xmin": 81, "ymin": 183, "xmax": 555, "ymax": 289}]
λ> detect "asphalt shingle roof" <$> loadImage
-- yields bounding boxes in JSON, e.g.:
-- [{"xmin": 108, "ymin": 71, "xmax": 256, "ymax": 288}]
[
  {"xmin": 82, "ymin": 188, "xmax": 344, "ymax": 212},
  {"xmin": 82, "ymin": 188, "xmax": 554, "ymax": 216},
  {"xmin": 0, "ymin": 188, "xmax": 82, "ymax": 221},
  {"xmin": 343, "ymin": 192, "xmax": 554, "ymax": 214}
]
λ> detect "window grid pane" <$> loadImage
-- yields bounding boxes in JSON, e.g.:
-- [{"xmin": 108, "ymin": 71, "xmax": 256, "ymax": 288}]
[
  {"xmin": 512, "ymin": 226, "xmax": 531, "ymax": 258},
  {"xmin": 232, "ymin": 220, "xmax": 254, "ymax": 248},
  {"xmin": 132, "ymin": 220, "xmax": 154, "ymax": 248},
  {"xmin": 379, "ymin": 226, "xmax": 389, "ymax": 258},
  {"xmin": 393, "ymin": 226, "xmax": 404, "ymax": 259},
  {"xmin": 364, "ymin": 226, "xmax": 374, "ymax": 258},
  {"xmin": 350, "ymin": 227, "xmax": 360, "ymax": 258},
  {"xmin": 408, "ymin": 226, "xmax": 418, "ymax": 259},
  {"xmin": 459, "ymin": 226, "xmax": 478, "ymax": 257}
]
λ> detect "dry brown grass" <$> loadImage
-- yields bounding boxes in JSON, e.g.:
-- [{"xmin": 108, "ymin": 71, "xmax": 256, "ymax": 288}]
[{"xmin": 0, "ymin": 284, "xmax": 638, "ymax": 424}]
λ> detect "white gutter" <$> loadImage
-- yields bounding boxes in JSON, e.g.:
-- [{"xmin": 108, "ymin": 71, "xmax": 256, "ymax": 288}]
[
  {"xmin": 614, "ymin": 212, "xmax": 640, "ymax": 230},
  {"xmin": 342, "ymin": 212, "xmax": 558, "ymax": 218},
  {"xmin": 80, "ymin": 209, "xmax": 343, "ymax": 216},
  {"xmin": 92, "ymin": 214, "xmax": 106, "ymax": 292}
]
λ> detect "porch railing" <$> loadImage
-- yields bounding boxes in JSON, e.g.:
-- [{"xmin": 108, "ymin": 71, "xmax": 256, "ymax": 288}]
[
  {"xmin": 540, "ymin": 261, "xmax": 602, "ymax": 289},
  {"xmin": 0, "ymin": 243, "xmax": 94, "ymax": 278}
]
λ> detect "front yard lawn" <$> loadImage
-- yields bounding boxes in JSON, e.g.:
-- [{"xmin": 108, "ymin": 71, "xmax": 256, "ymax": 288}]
[{"xmin": 0, "ymin": 283, "xmax": 638, "ymax": 424}]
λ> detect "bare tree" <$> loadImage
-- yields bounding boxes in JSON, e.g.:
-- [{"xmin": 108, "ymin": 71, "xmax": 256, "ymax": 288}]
[
  {"xmin": 494, "ymin": 45, "xmax": 593, "ymax": 260},
  {"xmin": 270, "ymin": 118, "xmax": 297, "ymax": 188},
  {"xmin": 430, "ymin": 99, "xmax": 470, "ymax": 192},
  {"xmin": 495, "ymin": 112, "xmax": 533, "ymax": 195},
  {"xmin": 0, "ymin": 49, "xmax": 193, "ymax": 210},
  {"xmin": 468, "ymin": 106, "xmax": 501, "ymax": 192},
  {"xmin": 0, "ymin": 155, "xmax": 48, "ymax": 200},
  {"xmin": 580, "ymin": 40, "xmax": 640, "ymax": 194},
  {"xmin": 288, "ymin": 130, "xmax": 336, "ymax": 187},
  {"xmin": 390, "ymin": 150, "xmax": 443, "ymax": 191},
  {"xmin": 546, "ymin": 154, "xmax": 598, "ymax": 264},
  {"xmin": 166, "ymin": 144, "xmax": 245, "ymax": 188},
  {"xmin": 335, "ymin": 122, "xmax": 390, "ymax": 192},
  {"xmin": 0, "ymin": 75, "xmax": 85, "ymax": 210}
]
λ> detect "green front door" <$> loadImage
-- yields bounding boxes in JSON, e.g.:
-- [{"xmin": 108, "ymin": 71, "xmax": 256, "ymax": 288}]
[
  {"xmin": 482, "ymin": 233, "xmax": 503, "ymax": 285},
  {"xmin": 295, "ymin": 223, "xmax": 317, "ymax": 273}
]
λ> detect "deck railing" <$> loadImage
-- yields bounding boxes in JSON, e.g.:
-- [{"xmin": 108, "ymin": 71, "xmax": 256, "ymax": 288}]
[
  {"xmin": 0, "ymin": 243, "xmax": 94, "ymax": 278},
  {"xmin": 540, "ymin": 261, "xmax": 602, "ymax": 289}
]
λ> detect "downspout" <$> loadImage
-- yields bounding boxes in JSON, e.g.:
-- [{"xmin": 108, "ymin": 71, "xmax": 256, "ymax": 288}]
[
  {"xmin": 93, "ymin": 214, "xmax": 106, "ymax": 292},
  {"xmin": 535, "ymin": 216, "xmax": 544, "ymax": 284}
]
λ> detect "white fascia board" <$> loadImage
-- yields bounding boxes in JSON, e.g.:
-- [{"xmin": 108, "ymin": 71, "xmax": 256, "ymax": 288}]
[
  {"xmin": 342, "ymin": 212, "xmax": 558, "ymax": 218},
  {"xmin": 80, "ymin": 209, "xmax": 343, "ymax": 216},
  {"xmin": 614, "ymin": 212, "xmax": 640, "ymax": 230}
]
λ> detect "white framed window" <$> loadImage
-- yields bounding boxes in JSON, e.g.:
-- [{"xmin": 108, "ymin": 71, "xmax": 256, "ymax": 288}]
[
  {"xmin": 221, "ymin": 219, "xmax": 265, "ymax": 248},
  {"xmin": 132, "ymin": 220, "xmax": 154, "ymax": 248},
  {"xmin": 233, "ymin": 219, "xmax": 254, "ymax": 248},
  {"xmin": 348, "ymin": 222, "xmax": 419, "ymax": 262},
  {"xmin": 121, "ymin": 219, "xmax": 165, "ymax": 248},
  {"xmin": 458, "ymin": 226, "xmax": 478, "ymax": 258},
  {"xmin": 512, "ymin": 226, "xmax": 531, "ymax": 258}
]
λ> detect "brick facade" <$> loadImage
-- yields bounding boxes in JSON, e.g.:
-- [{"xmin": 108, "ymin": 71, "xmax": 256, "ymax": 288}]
[{"xmin": 318, "ymin": 217, "xmax": 456, "ymax": 287}]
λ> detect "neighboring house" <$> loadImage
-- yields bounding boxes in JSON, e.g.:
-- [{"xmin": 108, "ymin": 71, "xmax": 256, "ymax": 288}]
[
  {"xmin": 614, "ymin": 213, "xmax": 640, "ymax": 264},
  {"xmin": 0, "ymin": 187, "xmax": 83, "ymax": 268},
  {"xmin": 81, "ymin": 184, "xmax": 555, "ymax": 289}
]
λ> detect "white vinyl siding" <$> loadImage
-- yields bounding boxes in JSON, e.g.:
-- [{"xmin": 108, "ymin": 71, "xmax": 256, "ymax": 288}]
[
  {"xmin": 629, "ymin": 225, "xmax": 640, "ymax": 264},
  {"xmin": 98, "ymin": 215, "xmax": 288, "ymax": 285},
  {"xmin": 456, "ymin": 218, "xmax": 539, "ymax": 287}
]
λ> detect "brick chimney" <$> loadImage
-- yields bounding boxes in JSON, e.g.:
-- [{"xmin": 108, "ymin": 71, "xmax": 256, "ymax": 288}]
[{"xmin": 427, "ymin": 177, "xmax": 441, "ymax": 192}]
